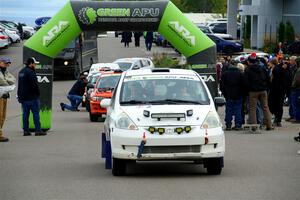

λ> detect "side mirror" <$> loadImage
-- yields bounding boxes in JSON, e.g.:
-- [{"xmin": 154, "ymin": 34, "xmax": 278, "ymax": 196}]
[
  {"xmin": 132, "ymin": 65, "xmax": 140, "ymax": 70},
  {"xmin": 86, "ymin": 83, "xmax": 94, "ymax": 89},
  {"xmin": 214, "ymin": 97, "xmax": 226, "ymax": 107},
  {"xmin": 100, "ymin": 98, "xmax": 111, "ymax": 108}
]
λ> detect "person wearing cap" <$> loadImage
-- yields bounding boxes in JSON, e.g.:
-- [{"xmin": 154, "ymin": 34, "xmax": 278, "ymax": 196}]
[
  {"xmin": 244, "ymin": 52, "xmax": 273, "ymax": 130},
  {"xmin": 60, "ymin": 74, "xmax": 87, "ymax": 111},
  {"xmin": 0, "ymin": 57, "xmax": 16, "ymax": 142},
  {"xmin": 17, "ymin": 57, "xmax": 46, "ymax": 136}
]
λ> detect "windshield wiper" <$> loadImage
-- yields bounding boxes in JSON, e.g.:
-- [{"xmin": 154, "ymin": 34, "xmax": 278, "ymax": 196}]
[
  {"xmin": 120, "ymin": 100, "xmax": 148, "ymax": 105},
  {"xmin": 148, "ymin": 99, "xmax": 204, "ymax": 105}
]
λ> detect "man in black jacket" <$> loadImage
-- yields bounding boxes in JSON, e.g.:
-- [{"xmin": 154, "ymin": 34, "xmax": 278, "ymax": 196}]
[
  {"xmin": 220, "ymin": 64, "xmax": 245, "ymax": 130},
  {"xmin": 244, "ymin": 53, "xmax": 273, "ymax": 130},
  {"xmin": 17, "ymin": 57, "xmax": 46, "ymax": 136},
  {"xmin": 60, "ymin": 75, "xmax": 87, "ymax": 111}
]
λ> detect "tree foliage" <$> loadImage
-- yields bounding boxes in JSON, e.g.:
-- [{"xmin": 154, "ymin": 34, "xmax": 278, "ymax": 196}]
[
  {"xmin": 171, "ymin": 0, "xmax": 227, "ymax": 14},
  {"xmin": 285, "ymin": 21, "xmax": 295, "ymax": 44}
]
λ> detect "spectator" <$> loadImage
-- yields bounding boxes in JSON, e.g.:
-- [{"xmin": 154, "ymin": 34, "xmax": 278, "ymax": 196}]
[
  {"xmin": 17, "ymin": 23, "xmax": 24, "ymax": 40},
  {"xmin": 145, "ymin": 31, "xmax": 153, "ymax": 51},
  {"xmin": 133, "ymin": 32, "xmax": 143, "ymax": 47},
  {"xmin": 289, "ymin": 57, "xmax": 300, "ymax": 123},
  {"xmin": 60, "ymin": 74, "xmax": 87, "ymax": 111},
  {"xmin": 0, "ymin": 57, "xmax": 16, "ymax": 142},
  {"xmin": 286, "ymin": 56, "xmax": 298, "ymax": 122},
  {"xmin": 17, "ymin": 57, "xmax": 46, "ymax": 136},
  {"xmin": 121, "ymin": 31, "xmax": 132, "ymax": 48},
  {"xmin": 268, "ymin": 59, "xmax": 291, "ymax": 127},
  {"xmin": 244, "ymin": 53, "xmax": 273, "ymax": 130},
  {"xmin": 273, "ymin": 42, "xmax": 287, "ymax": 56},
  {"xmin": 220, "ymin": 63, "xmax": 245, "ymax": 130}
]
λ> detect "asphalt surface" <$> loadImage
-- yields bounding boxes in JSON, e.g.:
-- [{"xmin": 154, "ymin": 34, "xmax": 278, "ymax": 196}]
[{"xmin": 0, "ymin": 37, "xmax": 299, "ymax": 200}]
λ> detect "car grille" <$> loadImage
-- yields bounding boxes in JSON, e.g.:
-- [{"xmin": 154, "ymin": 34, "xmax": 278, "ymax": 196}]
[{"xmin": 143, "ymin": 145, "xmax": 201, "ymax": 154}]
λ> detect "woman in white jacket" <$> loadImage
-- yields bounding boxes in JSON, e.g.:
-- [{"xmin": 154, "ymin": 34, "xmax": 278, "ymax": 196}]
[{"xmin": 0, "ymin": 57, "xmax": 16, "ymax": 142}]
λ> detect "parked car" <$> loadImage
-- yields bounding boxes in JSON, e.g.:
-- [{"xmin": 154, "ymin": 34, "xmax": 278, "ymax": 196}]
[
  {"xmin": 234, "ymin": 52, "xmax": 269, "ymax": 63},
  {"xmin": 0, "ymin": 24, "xmax": 20, "ymax": 43},
  {"xmin": 113, "ymin": 57, "xmax": 154, "ymax": 71},
  {"xmin": 197, "ymin": 25, "xmax": 233, "ymax": 40},
  {"xmin": 207, "ymin": 34, "xmax": 243, "ymax": 54},
  {"xmin": 100, "ymin": 68, "xmax": 226, "ymax": 176},
  {"xmin": 0, "ymin": 29, "xmax": 9, "ymax": 49},
  {"xmin": 83, "ymin": 72, "xmax": 103, "ymax": 111},
  {"xmin": 89, "ymin": 71, "xmax": 122, "ymax": 122},
  {"xmin": 87, "ymin": 63, "xmax": 120, "ymax": 80},
  {"xmin": 207, "ymin": 21, "xmax": 240, "ymax": 37}
]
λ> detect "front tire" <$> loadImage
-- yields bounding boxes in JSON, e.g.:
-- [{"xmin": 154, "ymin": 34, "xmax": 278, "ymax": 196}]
[
  {"xmin": 89, "ymin": 112, "xmax": 98, "ymax": 122},
  {"xmin": 204, "ymin": 157, "xmax": 223, "ymax": 175},
  {"xmin": 112, "ymin": 158, "xmax": 127, "ymax": 176}
]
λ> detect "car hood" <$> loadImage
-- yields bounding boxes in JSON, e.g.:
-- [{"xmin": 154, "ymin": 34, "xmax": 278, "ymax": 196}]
[{"xmin": 120, "ymin": 105, "xmax": 212, "ymax": 126}]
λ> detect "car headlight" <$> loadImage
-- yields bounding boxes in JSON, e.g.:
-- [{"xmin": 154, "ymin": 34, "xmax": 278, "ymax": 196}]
[
  {"xmin": 91, "ymin": 96, "xmax": 103, "ymax": 101},
  {"xmin": 116, "ymin": 112, "xmax": 138, "ymax": 130},
  {"xmin": 64, "ymin": 61, "xmax": 68, "ymax": 66},
  {"xmin": 235, "ymin": 43, "xmax": 241, "ymax": 46},
  {"xmin": 201, "ymin": 111, "xmax": 222, "ymax": 129}
]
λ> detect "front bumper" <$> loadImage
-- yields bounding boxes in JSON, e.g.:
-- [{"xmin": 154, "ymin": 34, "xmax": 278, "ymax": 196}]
[
  {"xmin": 110, "ymin": 126, "xmax": 225, "ymax": 160},
  {"xmin": 90, "ymin": 100, "xmax": 106, "ymax": 115}
]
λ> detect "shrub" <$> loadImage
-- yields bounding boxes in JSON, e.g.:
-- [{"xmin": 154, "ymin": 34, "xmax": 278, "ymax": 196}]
[{"xmin": 152, "ymin": 53, "xmax": 180, "ymax": 68}]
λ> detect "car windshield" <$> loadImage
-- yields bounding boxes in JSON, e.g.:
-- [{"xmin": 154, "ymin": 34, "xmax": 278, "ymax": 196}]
[
  {"xmin": 91, "ymin": 74, "xmax": 101, "ymax": 84},
  {"xmin": 115, "ymin": 62, "xmax": 132, "ymax": 71},
  {"xmin": 120, "ymin": 75, "xmax": 210, "ymax": 105},
  {"xmin": 96, "ymin": 75, "xmax": 121, "ymax": 90}
]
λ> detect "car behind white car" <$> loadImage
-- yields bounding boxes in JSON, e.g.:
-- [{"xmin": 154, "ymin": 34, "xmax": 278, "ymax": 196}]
[
  {"xmin": 101, "ymin": 68, "xmax": 225, "ymax": 176},
  {"xmin": 113, "ymin": 57, "xmax": 154, "ymax": 71},
  {"xmin": 87, "ymin": 63, "xmax": 120, "ymax": 79}
]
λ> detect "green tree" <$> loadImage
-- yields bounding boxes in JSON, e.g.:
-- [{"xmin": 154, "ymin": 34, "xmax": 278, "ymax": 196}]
[
  {"xmin": 211, "ymin": 0, "xmax": 227, "ymax": 16},
  {"xmin": 285, "ymin": 21, "xmax": 295, "ymax": 44},
  {"xmin": 278, "ymin": 21, "xmax": 285, "ymax": 43}
]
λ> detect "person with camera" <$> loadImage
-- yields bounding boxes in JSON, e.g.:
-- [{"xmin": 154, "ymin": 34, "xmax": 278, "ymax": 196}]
[
  {"xmin": 60, "ymin": 74, "xmax": 87, "ymax": 111},
  {"xmin": 0, "ymin": 57, "xmax": 16, "ymax": 142}
]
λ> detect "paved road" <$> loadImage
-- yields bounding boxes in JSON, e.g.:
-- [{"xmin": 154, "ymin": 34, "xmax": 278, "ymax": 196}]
[{"xmin": 0, "ymin": 37, "xmax": 299, "ymax": 200}]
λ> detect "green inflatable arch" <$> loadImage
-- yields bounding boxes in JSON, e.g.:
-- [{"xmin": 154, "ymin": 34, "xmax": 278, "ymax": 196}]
[{"xmin": 23, "ymin": 0, "xmax": 216, "ymax": 130}]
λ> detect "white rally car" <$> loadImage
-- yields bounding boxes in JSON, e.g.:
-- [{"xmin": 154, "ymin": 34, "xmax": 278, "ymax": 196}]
[{"xmin": 101, "ymin": 68, "xmax": 225, "ymax": 176}]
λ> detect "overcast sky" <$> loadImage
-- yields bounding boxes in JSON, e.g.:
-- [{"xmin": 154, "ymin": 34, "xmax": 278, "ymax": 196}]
[{"xmin": 0, "ymin": 0, "xmax": 69, "ymax": 26}]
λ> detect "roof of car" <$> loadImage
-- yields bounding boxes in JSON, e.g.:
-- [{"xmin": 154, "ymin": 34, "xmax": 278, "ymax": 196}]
[
  {"xmin": 114, "ymin": 57, "xmax": 150, "ymax": 62},
  {"xmin": 125, "ymin": 68, "xmax": 197, "ymax": 76}
]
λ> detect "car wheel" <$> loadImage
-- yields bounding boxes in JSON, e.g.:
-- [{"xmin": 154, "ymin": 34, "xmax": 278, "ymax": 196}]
[
  {"xmin": 224, "ymin": 46, "xmax": 234, "ymax": 55},
  {"xmin": 89, "ymin": 112, "xmax": 98, "ymax": 122},
  {"xmin": 86, "ymin": 102, "xmax": 90, "ymax": 112},
  {"xmin": 73, "ymin": 68, "xmax": 80, "ymax": 80},
  {"xmin": 99, "ymin": 115, "xmax": 105, "ymax": 122},
  {"xmin": 204, "ymin": 157, "xmax": 223, "ymax": 175},
  {"xmin": 112, "ymin": 158, "xmax": 127, "ymax": 176}
]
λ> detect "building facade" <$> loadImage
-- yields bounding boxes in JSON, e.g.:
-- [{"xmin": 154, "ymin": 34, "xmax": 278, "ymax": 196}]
[{"xmin": 236, "ymin": 0, "xmax": 300, "ymax": 49}]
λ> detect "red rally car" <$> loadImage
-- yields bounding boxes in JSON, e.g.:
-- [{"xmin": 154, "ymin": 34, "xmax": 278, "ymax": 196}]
[{"xmin": 89, "ymin": 71, "xmax": 122, "ymax": 122}]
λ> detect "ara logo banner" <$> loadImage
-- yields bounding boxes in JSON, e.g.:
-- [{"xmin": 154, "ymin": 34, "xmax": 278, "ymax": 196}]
[
  {"xmin": 168, "ymin": 21, "xmax": 195, "ymax": 47},
  {"xmin": 43, "ymin": 21, "xmax": 70, "ymax": 47},
  {"xmin": 201, "ymin": 75, "xmax": 216, "ymax": 82},
  {"xmin": 37, "ymin": 76, "xmax": 50, "ymax": 83}
]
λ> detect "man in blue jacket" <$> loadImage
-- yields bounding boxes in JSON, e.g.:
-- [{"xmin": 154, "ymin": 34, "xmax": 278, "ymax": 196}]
[
  {"xmin": 17, "ymin": 57, "xmax": 46, "ymax": 136},
  {"xmin": 60, "ymin": 74, "xmax": 87, "ymax": 111}
]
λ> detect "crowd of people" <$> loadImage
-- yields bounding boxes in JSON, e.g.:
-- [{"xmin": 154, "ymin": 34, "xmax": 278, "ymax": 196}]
[
  {"xmin": 121, "ymin": 31, "xmax": 154, "ymax": 51},
  {"xmin": 218, "ymin": 52, "xmax": 300, "ymax": 135}
]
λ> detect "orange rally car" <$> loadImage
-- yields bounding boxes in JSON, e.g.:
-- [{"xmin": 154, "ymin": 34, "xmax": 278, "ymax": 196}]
[{"xmin": 89, "ymin": 71, "xmax": 122, "ymax": 122}]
